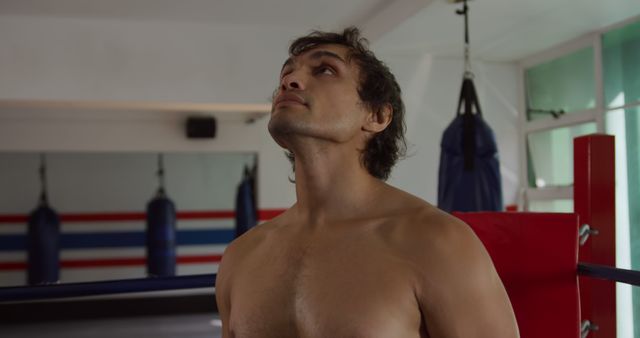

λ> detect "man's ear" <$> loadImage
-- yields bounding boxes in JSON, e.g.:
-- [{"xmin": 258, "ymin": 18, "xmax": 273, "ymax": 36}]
[{"xmin": 363, "ymin": 103, "xmax": 393, "ymax": 133}]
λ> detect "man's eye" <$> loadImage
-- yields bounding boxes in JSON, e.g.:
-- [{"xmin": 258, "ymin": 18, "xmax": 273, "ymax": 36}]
[{"xmin": 315, "ymin": 66, "xmax": 335, "ymax": 76}]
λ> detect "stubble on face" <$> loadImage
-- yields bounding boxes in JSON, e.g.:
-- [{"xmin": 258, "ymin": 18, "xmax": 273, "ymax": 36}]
[{"xmin": 268, "ymin": 91, "xmax": 315, "ymax": 150}]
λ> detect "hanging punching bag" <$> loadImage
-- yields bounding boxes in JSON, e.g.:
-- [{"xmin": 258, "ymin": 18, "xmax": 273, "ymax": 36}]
[
  {"xmin": 438, "ymin": 0, "xmax": 502, "ymax": 213},
  {"xmin": 28, "ymin": 205, "xmax": 60, "ymax": 285},
  {"xmin": 27, "ymin": 155, "xmax": 60, "ymax": 285},
  {"xmin": 235, "ymin": 165, "xmax": 257, "ymax": 238},
  {"xmin": 438, "ymin": 77, "xmax": 503, "ymax": 212},
  {"xmin": 146, "ymin": 154, "xmax": 176, "ymax": 277}
]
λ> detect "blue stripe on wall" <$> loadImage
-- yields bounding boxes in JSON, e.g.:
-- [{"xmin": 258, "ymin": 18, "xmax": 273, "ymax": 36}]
[
  {"xmin": 61, "ymin": 232, "xmax": 146, "ymax": 249},
  {"xmin": 0, "ymin": 235, "xmax": 25, "ymax": 251},
  {"xmin": 0, "ymin": 229, "xmax": 234, "ymax": 251}
]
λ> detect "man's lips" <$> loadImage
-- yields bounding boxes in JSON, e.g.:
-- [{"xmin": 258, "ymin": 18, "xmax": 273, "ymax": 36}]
[{"xmin": 274, "ymin": 93, "xmax": 307, "ymax": 107}]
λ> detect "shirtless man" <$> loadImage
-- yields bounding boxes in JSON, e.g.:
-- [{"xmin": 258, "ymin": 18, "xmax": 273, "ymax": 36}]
[{"xmin": 216, "ymin": 27, "xmax": 519, "ymax": 338}]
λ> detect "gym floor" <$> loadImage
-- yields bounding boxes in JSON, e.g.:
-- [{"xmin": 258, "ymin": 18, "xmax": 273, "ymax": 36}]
[{"xmin": 3, "ymin": 314, "xmax": 222, "ymax": 338}]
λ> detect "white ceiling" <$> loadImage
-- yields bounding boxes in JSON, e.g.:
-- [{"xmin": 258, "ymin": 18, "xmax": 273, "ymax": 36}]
[
  {"xmin": 0, "ymin": 0, "xmax": 390, "ymax": 30},
  {"xmin": 375, "ymin": 0, "xmax": 640, "ymax": 61},
  {"xmin": 0, "ymin": 0, "xmax": 639, "ymax": 62}
]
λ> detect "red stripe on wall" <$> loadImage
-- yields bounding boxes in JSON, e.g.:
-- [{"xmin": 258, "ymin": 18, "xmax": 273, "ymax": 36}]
[
  {"xmin": 258, "ymin": 209, "xmax": 286, "ymax": 221},
  {"xmin": 0, "ymin": 255, "xmax": 224, "ymax": 271},
  {"xmin": 177, "ymin": 255, "xmax": 223, "ymax": 264},
  {"xmin": 0, "ymin": 262, "xmax": 27, "ymax": 270},
  {"xmin": 0, "ymin": 215, "xmax": 28, "ymax": 223},
  {"xmin": 62, "ymin": 211, "xmax": 239, "ymax": 222},
  {"xmin": 178, "ymin": 211, "xmax": 235, "ymax": 220},
  {"xmin": 63, "ymin": 213, "xmax": 146, "ymax": 222},
  {"xmin": 61, "ymin": 257, "xmax": 147, "ymax": 268},
  {"xmin": 0, "ymin": 209, "xmax": 287, "ymax": 224}
]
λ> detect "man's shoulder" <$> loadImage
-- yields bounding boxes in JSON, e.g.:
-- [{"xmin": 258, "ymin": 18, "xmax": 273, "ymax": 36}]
[
  {"xmin": 378, "ymin": 185, "xmax": 469, "ymax": 239},
  {"xmin": 379, "ymin": 190, "xmax": 484, "ymax": 270},
  {"xmin": 409, "ymin": 203, "xmax": 478, "ymax": 246},
  {"xmin": 221, "ymin": 209, "xmax": 291, "ymax": 263}
]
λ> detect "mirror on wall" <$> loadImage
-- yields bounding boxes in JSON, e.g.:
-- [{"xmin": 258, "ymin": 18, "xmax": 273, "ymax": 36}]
[{"xmin": 0, "ymin": 152, "xmax": 256, "ymax": 287}]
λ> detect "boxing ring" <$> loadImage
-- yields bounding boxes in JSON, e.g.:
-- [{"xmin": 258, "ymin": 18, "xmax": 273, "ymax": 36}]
[{"xmin": 0, "ymin": 134, "xmax": 638, "ymax": 338}]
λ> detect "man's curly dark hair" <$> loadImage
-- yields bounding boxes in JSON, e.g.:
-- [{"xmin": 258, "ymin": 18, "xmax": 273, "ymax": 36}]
[{"xmin": 282, "ymin": 26, "xmax": 407, "ymax": 181}]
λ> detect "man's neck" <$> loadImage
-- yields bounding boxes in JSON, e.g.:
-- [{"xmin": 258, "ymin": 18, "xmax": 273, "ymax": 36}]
[{"xmin": 290, "ymin": 142, "xmax": 385, "ymax": 226}]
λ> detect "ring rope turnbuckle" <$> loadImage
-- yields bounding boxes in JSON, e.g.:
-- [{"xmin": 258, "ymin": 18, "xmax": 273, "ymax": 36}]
[{"xmin": 579, "ymin": 224, "xmax": 599, "ymax": 246}]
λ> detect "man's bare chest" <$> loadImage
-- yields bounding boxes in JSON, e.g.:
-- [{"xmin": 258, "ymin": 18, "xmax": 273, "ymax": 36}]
[{"xmin": 228, "ymin": 235, "xmax": 424, "ymax": 338}]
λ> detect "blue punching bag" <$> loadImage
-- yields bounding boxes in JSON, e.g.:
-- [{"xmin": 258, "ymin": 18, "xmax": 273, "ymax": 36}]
[
  {"xmin": 438, "ymin": 77, "xmax": 503, "ymax": 212},
  {"xmin": 235, "ymin": 165, "xmax": 257, "ymax": 238},
  {"xmin": 28, "ymin": 205, "xmax": 60, "ymax": 285},
  {"xmin": 27, "ymin": 155, "xmax": 60, "ymax": 285},
  {"xmin": 438, "ymin": 0, "xmax": 502, "ymax": 212},
  {"xmin": 146, "ymin": 154, "xmax": 176, "ymax": 277}
]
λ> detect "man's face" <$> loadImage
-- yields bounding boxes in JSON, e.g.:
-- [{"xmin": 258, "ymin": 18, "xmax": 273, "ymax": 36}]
[{"xmin": 268, "ymin": 44, "xmax": 370, "ymax": 150}]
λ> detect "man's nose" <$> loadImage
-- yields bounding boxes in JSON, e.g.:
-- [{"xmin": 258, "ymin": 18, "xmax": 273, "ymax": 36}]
[{"xmin": 280, "ymin": 72, "xmax": 305, "ymax": 91}]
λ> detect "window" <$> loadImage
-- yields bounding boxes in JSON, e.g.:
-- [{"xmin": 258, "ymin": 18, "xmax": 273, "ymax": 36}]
[
  {"xmin": 521, "ymin": 17, "xmax": 640, "ymax": 338},
  {"xmin": 527, "ymin": 122, "xmax": 597, "ymax": 187},
  {"xmin": 528, "ymin": 199, "xmax": 573, "ymax": 213},
  {"xmin": 603, "ymin": 19, "xmax": 640, "ymax": 109},
  {"xmin": 525, "ymin": 47, "xmax": 596, "ymax": 121}
]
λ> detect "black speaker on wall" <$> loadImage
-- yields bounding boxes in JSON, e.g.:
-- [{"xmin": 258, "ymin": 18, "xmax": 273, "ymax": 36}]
[{"xmin": 186, "ymin": 116, "xmax": 217, "ymax": 139}]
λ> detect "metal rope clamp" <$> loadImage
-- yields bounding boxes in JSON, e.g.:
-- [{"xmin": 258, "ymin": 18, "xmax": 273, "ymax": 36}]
[
  {"xmin": 579, "ymin": 224, "xmax": 599, "ymax": 246},
  {"xmin": 581, "ymin": 320, "xmax": 599, "ymax": 338},
  {"xmin": 455, "ymin": 0, "xmax": 474, "ymax": 80}
]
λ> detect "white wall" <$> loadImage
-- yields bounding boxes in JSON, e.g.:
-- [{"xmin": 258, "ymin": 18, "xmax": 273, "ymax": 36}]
[
  {"xmin": 0, "ymin": 15, "xmax": 297, "ymax": 209},
  {"xmin": 0, "ymin": 15, "xmax": 520, "ymax": 210},
  {"xmin": 0, "ymin": 16, "xmax": 291, "ymax": 103}
]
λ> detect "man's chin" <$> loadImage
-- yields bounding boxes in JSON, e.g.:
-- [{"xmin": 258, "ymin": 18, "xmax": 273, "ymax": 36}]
[{"xmin": 268, "ymin": 117, "xmax": 296, "ymax": 148}]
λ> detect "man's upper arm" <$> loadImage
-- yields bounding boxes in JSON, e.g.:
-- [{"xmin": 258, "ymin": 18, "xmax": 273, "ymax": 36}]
[
  {"xmin": 415, "ymin": 217, "xmax": 519, "ymax": 338},
  {"xmin": 216, "ymin": 243, "xmax": 236, "ymax": 338}
]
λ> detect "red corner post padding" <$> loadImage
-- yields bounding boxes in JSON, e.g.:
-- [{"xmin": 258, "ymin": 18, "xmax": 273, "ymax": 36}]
[
  {"xmin": 574, "ymin": 134, "xmax": 616, "ymax": 338},
  {"xmin": 454, "ymin": 212, "xmax": 580, "ymax": 338}
]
